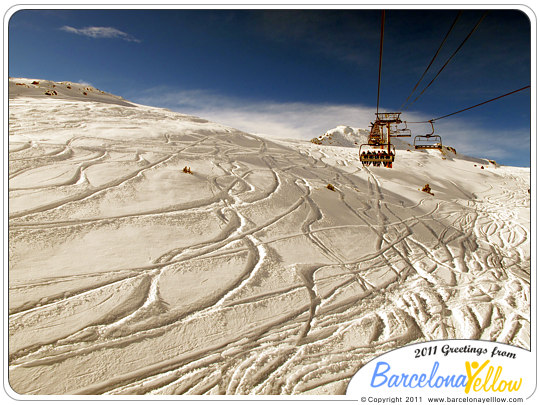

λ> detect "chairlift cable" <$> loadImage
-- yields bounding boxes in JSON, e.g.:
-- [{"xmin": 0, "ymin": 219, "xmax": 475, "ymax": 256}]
[
  {"xmin": 376, "ymin": 10, "xmax": 385, "ymax": 115},
  {"xmin": 404, "ymin": 11, "xmax": 489, "ymax": 110},
  {"xmin": 400, "ymin": 11, "xmax": 462, "ymax": 111},
  {"xmin": 407, "ymin": 85, "xmax": 531, "ymax": 124},
  {"xmin": 431, "ymin": 85, "xmax": 531, "ymax": 121}
]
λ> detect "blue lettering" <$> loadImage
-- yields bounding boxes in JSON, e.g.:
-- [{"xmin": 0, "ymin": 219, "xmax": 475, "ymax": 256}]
[
  {"xmin": 455, "ymin": 375, "xmax": 467, "ymax": 387},
  {"xmin": 371, "ymin": 362, "xmax": 390, "ymax": 387},
  {"xmin": 428, "ymin": 361, "xmax": 440, "ymax": 387},
  {"xmin": 401, "ymin": 374, "xmax": 411, "ymax": 387},
  {"xmin": 408, "ymin": 373, "xmax": 419, "ymax": 388},
  {"xmin": 388, "ymin": 374, "xmax": 399, "ymax": 387},
  {"xmin": 369, "ymin": 361, "xmax": 467, "ymax": 389}
]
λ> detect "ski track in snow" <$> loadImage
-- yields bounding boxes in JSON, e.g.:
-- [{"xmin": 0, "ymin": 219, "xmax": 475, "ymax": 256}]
[{"xmin": 8, "ymin": 80, "xmax": 530, "ymax": 395}]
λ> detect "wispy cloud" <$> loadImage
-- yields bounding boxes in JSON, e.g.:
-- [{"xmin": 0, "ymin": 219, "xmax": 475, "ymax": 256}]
[
  {"xmin": 133, "ymin": 87, "xmax": 529, "ymax": 166},
  {"xmin": 135, "ymin": 87, "xmax": 377, "ymax": 139},
  {"xmin": 76, "ymin": 80, "xmax": 93, "ymax": 87},
  {"xmin": 60, "ymin": 26, "xmax": 140, "ymax": 42},
  {"xmin": 435, "ymin": 120, "xmax": 530, "ymax": 161}
]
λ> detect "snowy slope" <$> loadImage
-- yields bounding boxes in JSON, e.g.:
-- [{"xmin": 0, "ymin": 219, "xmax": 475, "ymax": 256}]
[
  {"xmin": 8, "ymin": 78, "xmax": 530, "ymax": 395},
  {"xmin": 9, "ymin": 77, "xmax": 135, "ymax": 106}
]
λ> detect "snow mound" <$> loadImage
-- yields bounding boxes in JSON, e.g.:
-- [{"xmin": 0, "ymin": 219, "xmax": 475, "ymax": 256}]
[
  {"xmin": 310, "ymin": 125, "xmax": 370, "ymax": 147},
  {"xmin": 9, "ymin": 77, "xmax": 135, "ymax": 107},
  {"xmin": 311, "ymin": 125, "xmax": 415, "ymax": 152}
]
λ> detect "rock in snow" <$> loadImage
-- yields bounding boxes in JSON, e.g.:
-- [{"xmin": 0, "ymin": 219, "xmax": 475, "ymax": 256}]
[{"xmin": 8, "ymin": 78, "xmax": 530, "ymax": 395}]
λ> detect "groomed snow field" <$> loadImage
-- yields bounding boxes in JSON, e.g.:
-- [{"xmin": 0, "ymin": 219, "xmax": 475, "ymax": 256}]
[{"xmin": 8, "ymin": 78, "xmax": 530, "ymax": 395}]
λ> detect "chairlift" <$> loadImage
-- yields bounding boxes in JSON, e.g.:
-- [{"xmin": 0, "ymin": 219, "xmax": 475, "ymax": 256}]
[
  {"xmin": 359, "ymin": 144, "xmax": 396, "ymax": 168},
  {"xmin": 414, "ymin": 121, "xmax": 442, "ymax": 150},
  {"xmin": 395, "ymin": 121, "xmax": 412, "ymax": 137}
]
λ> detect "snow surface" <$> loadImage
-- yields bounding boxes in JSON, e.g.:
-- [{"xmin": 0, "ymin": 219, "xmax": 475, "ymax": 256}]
[
  {"xmin": 8, "ymin": 78, "xmax": 530, "ymax": 395},
  {"xmin": 310, "ymin": 125, "xmax": 370, "ymax": 147}
]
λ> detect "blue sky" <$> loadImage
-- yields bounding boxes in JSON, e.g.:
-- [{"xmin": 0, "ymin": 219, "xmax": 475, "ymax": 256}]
[{"xmin": 8, "ymin": 8, "xmax": 532, "ymax": 167}]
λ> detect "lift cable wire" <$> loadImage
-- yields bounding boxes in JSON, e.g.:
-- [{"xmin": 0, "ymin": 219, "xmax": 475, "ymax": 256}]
[
  {"xmin": 399, "ymin": 11, "xmax": 462, "ymax": 111},
  {"xmin": 403, "ymin": 11, "xmax": 489, "ymax": 111},
  {"xmin": 407, "ymin": 85, "xmax": 531, "ymax": 124},
  {"xmin": 376, "ymin": 10, "xmax": 385, "ymax": 115}
]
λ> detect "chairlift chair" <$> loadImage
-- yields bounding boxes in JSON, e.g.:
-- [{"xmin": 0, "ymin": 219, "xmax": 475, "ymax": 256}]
[
  {"xmin": 414, "ymin": 135, "xmax": 442, "ymax": 149},
  {"xmin": 361, "ymin": 112, "xmax": 402, "ymax": 168},
  {"xmin": 395, "ymin": 121, "xmax": 412, "ymax": 137},
  {"xmin": 359, "ymin": 144, "xmax": 396, "ymax": 167},
  {"xmin": 414, "ymin": 121, "xmax": 443, "ymax": 150}
]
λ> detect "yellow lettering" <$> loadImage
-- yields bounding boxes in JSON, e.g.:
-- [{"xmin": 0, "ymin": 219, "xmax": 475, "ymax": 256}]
[
  {"xmin": 482, "ymin": 366, "xmax": 494, "ymax": 392},
  {"xmin": 465, "ymin": 360, "xmax": 490, "ymax": 394},
  {"xmin": 492, "ymin": 366, "xmax": 503, "ymax": 391},
  {"xmin": 496, "ymin": 380, "xmax": 508, "ymax": 392},
  {"xmin": 509, "ymin": 379, "xmax": 522, "ymax": 392},
  {"xmin": 464, "ymin": 361, "xmax": 523, "ymax": 394}
]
